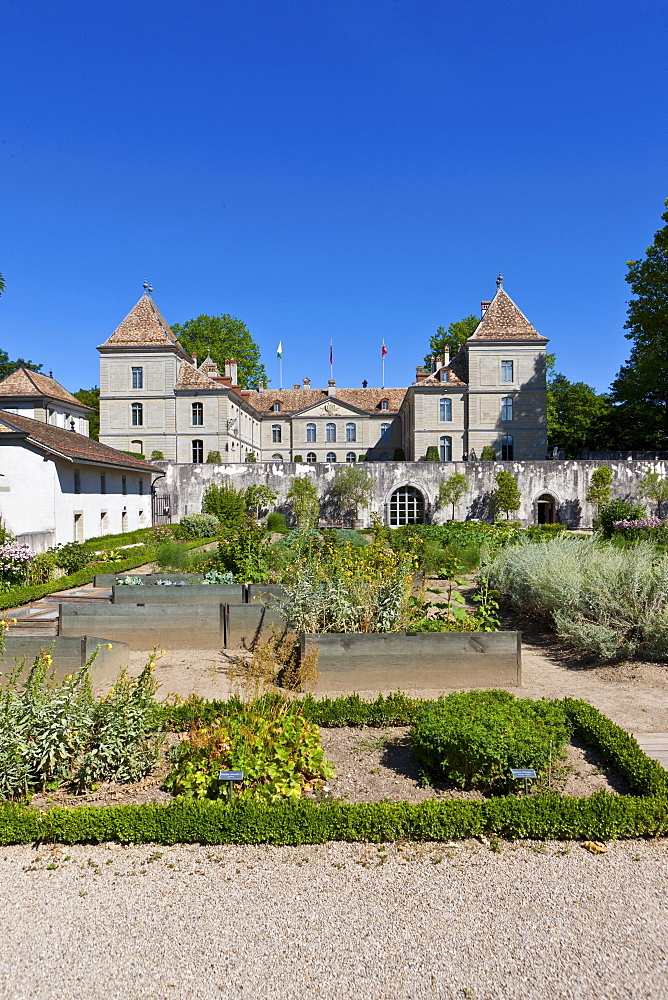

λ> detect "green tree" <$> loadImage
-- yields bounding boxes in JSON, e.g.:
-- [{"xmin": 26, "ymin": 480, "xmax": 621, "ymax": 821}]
[
  {"xmin": 491, "ymin": 470, "xmax": 521, "ymax": 520},
  {"xmin": 202, "ymin": 482, "xmax": 248, "ymax": 534},
  {"xmin": 286, "ymin": 477, "xmax": 320, "ymax": 530},
  {"xmin": 586, "ymin": 466, "xmax": 613, "ymax": 508},
  {"xmin": 439, "ymin": 473, "xmax": 468, "ymax": 520},
  {"xmin": 609, "ymin": 199, "xmax": 668, "ymax": 448},
  {"xmin": 546, "ymin": 355, "xmax": 614, "ymax": 457},
  {"xmin": 638, "ymin": 471, "xmax": 668, "ymax": 517},
  {"xmin": 171, "ymin": 314, "xmax": 268, "ymax": 390},
  {"xmin": 330, "ymin": 466, "xmax": 375, "ymax": 521},
  {"xmin": 480, "ymin": 446, "xmax": 496, "ymax": 461},
  {"xmin": 424, "ymin": 315, "xmax": 479, "ymax": 368},
  {"xmin": 74, "ymin": 387, "xmax": 100, "ymax": 440},
  {"xmin": 245, "ymin": 485, "xmax": 279, "ymax": 521},
  {"xmin": 424, "ymin": 446, "xmax": 440, "ymax": 461},
  {"xmin": 0, "ymin": 349, "xmax": 42, "ymax": 382}
]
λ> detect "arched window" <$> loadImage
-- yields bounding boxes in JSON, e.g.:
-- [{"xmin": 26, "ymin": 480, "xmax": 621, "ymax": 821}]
[
  {"xmin": 192, "ymin": 440, "xmax": 203, "ymax": 463},
  {"xmin": 131, "ymin": 402, "xmax": 143, "ymax": 426},
  {"xmin": 326, "ymin": 422, "xmax": 336, "ymax": 442},
  {"xmin": 346, "ymin": 422, "xmax": 356, "ymax": 442},
  {"xmin": 272, "ymin": 401, "xmax": 281, "ymax": 412},
  {"xmin": 380, "ymin": 422, "xmax": 390, "ymax": 441},
  {"xmin": 346, "ymin": 452, "xmax": 356, "ymax": 463},
  {"xmin": 306, "ymin": 423, "xmax": 316, "ymax": 442},
  {"xmin": 501, "ymin": 397, "xmax": 513, "ymax": 421},
  {"xmin": 271, "ymin": 454, "xmax": 283, "ymax": 462},
  {"xmin": 389, "ymin": 485, "xmax": 425, "ymax": 526},
  {"xmin": 272, "ymin": 424, "xmax": 282, "ymax": 443},
  {"xmin": 439, "ymin": 436, "xmax": 452, "ymax": 461},
  {"xmin": 326, "ymin": 452, "xmax": 337, "ymax": 463},
  {"xmin": 439, "ymin": 398, "xmax": 452, "ymax": 422},
  {"xmin": 501, "ymin": 435, "xmax": 514, "ymax": 460},
  {"xmin": 192, "ymin": 402, "xmax": 203, "ymax": 426},
  {"xmin": 306, "ymin": 452, "xmax": 317, "ymax": 463}
]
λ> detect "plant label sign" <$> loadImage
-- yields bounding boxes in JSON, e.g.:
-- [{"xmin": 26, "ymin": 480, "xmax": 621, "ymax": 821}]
[
  {"xmin": 510, "ymin": 769, "xmax": 536, "ymax": 779},
  {"xmin": 219, "ymin": 771, "xmax": 244, "ymax": 782}
]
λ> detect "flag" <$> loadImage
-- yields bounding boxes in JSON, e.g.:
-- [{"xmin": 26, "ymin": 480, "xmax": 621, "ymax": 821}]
[
  {"xmin": 276, "ymin": 341, "xmax": 282, "ymax": 360},
  {"xmin": 381, "ymin": 341, "xmax": 387, "ymax": 358},
  {"xmin": 329, "ymin": 341, "xmax": 333, "ymax": 365}
]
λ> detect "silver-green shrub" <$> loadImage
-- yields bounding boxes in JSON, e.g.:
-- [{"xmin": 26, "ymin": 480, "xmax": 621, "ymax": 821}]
[
  {"xmin": 489, "ymin": 534, "xmax": 668, "ymax": 660},
  {"xmin": 178, "ymin": 513, "xmax": 220, "ymax": 538}
]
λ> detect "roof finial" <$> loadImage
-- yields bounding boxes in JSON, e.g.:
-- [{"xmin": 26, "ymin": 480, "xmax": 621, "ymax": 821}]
[
  {"xmin": 142, "ymin": 280, "xmax": 153, "ymax": 298},
  {"xmin": 496, "ymin": 272, "xmax": 504, "ymax": 290}
]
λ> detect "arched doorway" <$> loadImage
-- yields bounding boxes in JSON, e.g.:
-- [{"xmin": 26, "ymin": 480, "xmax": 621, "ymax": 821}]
[
  {"xmin": 536, "ymin": 493, "xmax": 557, "ymax": 524},
  {"xmin": 389, "ymin": 485, "xmax": 425, "ymax": 526}
]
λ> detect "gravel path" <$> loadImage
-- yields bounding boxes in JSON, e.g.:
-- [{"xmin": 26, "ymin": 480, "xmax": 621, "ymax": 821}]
[{"xmin": 2, "ymin": 838, "xmax": 667, "ymax": 999}]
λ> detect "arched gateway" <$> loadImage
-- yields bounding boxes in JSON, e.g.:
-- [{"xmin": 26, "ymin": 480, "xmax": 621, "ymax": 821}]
[{"xmin": 388, "ymin": 484, "xmax": 425, "ymax": 526}]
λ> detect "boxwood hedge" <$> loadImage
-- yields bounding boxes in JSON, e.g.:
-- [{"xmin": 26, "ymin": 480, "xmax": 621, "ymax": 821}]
[{"xmin": 0, "ymin": 696, "xmax": 665, "ymax": 845}]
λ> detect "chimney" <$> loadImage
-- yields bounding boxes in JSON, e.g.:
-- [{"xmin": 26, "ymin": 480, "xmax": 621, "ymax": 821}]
[
  {"xmin": 303, "ymin": 377, "xmax": 311, "ymax": 388},
  {"xmin": 257, "ymin": 382, "xmax": 264, "ymax": 393},
  {"xmin": 415, "ymin": 366, "xmax": 430, "ymax": 383},
  {"xmin": 224, "ymin": 359, "xmax": 238, "ymax": 384},
  {"xmin": 293, "ymin": 383, "xmax": 301, "ymax": 389},
  {"xmin": 435, "ymin": 355, "xmax": 442, "ymax": 369},
  {"xmin": 481, "ymin": 301, "xmax": 491, "ymax": 318},
  {"xmin": 327, "ymin": 379, "xmax": 336, "ymax": 397},
  {"xmin": 442, "ymin": 348, "xmax": 450, "ymax": 367},
  {"xmin": 191, "ymin": 352, "xmax": 198, "ymax": 365}
]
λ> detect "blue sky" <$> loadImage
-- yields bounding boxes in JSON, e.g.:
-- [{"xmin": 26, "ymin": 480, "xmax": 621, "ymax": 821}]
[{"xmin": 1, "ymin": 0, "xmax": 667, "ymax": 394}]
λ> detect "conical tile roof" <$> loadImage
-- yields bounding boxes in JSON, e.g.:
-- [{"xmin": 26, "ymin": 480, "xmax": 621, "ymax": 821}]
[
  {"xmin": 99, "ymin": 295, "xmax": 187, "ymax": 350},
  {"xmin": 469, "ymin": 287, "xmax": 546, "ymax": 341},
  {"xmin": 0, "ymin": 367, "xmax": 93, "ymax": 409}
]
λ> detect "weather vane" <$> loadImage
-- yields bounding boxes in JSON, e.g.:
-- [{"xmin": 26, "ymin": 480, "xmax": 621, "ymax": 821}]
[
  {"xmin": 496, "ymin": 272, "xmax": 504, "ymax": 289},
  {"xmin": 143, "ymin": 280, "xmax": 153, "ymax": 297}
]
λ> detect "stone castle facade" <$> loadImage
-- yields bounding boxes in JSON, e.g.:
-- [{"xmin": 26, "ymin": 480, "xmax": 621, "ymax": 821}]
[{"xmin": 98, "ymin": 279, "xmax": 548, "ymax": 464}]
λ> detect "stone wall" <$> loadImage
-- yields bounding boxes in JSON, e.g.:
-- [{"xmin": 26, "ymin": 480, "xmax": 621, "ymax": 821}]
[{"xmin": 155, "ymin": 459, "xmax": 668, "ymax": 529}]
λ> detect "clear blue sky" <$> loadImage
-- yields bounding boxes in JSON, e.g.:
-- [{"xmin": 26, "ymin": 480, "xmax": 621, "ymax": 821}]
[{"xmin": 1, "ymin": 0, "xmax": 667, "ymax": 394}]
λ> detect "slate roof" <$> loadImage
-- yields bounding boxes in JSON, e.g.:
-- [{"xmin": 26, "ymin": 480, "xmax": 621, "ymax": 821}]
[
  {"xmin": 0, "ymin": 368, "xmax": 93, "ymax": 410},
  {"xmin": 0, "ymin": 411, "xmax": 160, "ymax": 472},
  {"xmin": 99, "ymin": 295, "xmax": 188, "ymax": 353},
  {"xmin": 469, "ymin": 287, "xmax": 546, "ymax": 341},
  {"xmin": 240, "ymin": 387, "xmax": 407, "ymax": 415}
]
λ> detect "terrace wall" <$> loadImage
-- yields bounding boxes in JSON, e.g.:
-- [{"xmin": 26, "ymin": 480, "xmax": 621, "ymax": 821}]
[{"xmin": 155, "ymin": 460, "xmax": 668, "ymax": 528}]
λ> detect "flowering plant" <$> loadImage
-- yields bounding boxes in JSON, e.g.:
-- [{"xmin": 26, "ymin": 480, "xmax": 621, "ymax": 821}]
[{"xmin": 0, "ymin": 541, "xmax": 34, "ymax": 588}]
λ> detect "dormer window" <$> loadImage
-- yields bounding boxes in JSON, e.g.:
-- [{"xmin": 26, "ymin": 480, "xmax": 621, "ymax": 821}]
[
  {"xmin": 272, "ymin": 401, "xmax": 281, "ymax": 412},
  {"xmin": 380, "ymin": 399, "xmax": 389, "ymax": 411},
  {"xmin": 441, "ymin": 369, "xmax": 449, "ymax": 383}
]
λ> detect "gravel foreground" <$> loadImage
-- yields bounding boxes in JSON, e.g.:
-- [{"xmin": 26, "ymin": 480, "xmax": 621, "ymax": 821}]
[{"xmin": 2, "ymin": 838, "xmax": 668, "ymax": 1000}]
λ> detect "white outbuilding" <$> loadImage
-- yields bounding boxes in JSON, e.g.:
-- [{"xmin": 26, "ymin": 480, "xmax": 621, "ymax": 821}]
[{"xmin": 0, "ymin": 410, "xmax": 160, "ymax": 551}]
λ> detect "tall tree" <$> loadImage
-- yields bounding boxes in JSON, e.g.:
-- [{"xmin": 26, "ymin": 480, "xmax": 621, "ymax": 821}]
[
  {"xmin": 491, "ymin": 470, "xmax": 522, "ymax": 520},
  {"xmin": 0, "ymin": 349, "xmax": 42, "ymax": 382},
  {"xmin": 171, "ymin": 314, "xmax": 268, "ymax": 389},
  {"xmin": 546, "ymin": 354, "xmax": 614, "ymax": 456},
  {"xmin": 74, "ymin": 387, "xmax": 100, "ymax": 440},
  {"xmin": 609, "ymin": 199, "xmax": 668, "ymax": 448},
  {"xmin": 424, "ymin": 315, "xmax": 479, "ymax": 368}
]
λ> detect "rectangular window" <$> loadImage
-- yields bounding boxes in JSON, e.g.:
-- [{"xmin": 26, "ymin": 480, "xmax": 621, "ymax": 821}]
[
  {"xmin": 73, "ymin": 511, "xmax": 83, "ymax": 542},
  {"xmin": 380, "ymin": 422, "xmax": 391, "ymax": 442},
  {"xmin": 192, "ymin": 402, "xmax": 203, "ymax": 426},
  {"xmin": 192, "ymin": 440, "xmax": 204, "ymax": 463},
  {"xmin": 74, "ymin": 470, "xmax": 81, "ymax": 494},
  {"xmin": 100, "ymin": 474, "xmax": 106, "ymax": 494},
  {"xmin": 139, "ymin": 478, "xmax": 144, "ymax": 496},
  {"xmin": 501, "ymin": 361, "xmax": 514, "ymax": 383},
  {"xmin": 122, "ymin": 475, "xmax": 127, "ymax": 496},
  {"xmin": 501, "ymin": 397, "xmax": 513, "ymax": 421},
  {"xmin": 272, "ymin": 424, "xmax": 282, "ymax": 443},
  {"xmin": 100, "ymin": 511, "xmax": 108, "ymax": 534},
  {"xmin": 132, "ymin": 367, "xmax": 143, "ymax": 389},
  {"xmin": 439, "ymin": 398, "xmax": 452, "ymax": 422}
]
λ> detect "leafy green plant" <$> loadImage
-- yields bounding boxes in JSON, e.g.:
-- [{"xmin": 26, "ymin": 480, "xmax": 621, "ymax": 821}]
[
  {"xmin": 155, "ymin": 542, "xmax": 196, "ymax": 571},
  {"xmin": 424, "ymin": 446, "xmax": 440, "ymax": 461},
  {"xmin": 329, "ymin": 465, "xmax": 375, "ymax": 521},
  {"xmin": 586, "ymin": 466, "xmax": 613, "ymax": 507},
  {"xmin": 166, "ymin": 699, "xmax": 334, "ymax": 802},
  {"xmin": 51, "ymin": 542, "xmax": 91, "ymax": 575},
  {"xmin": 202, "ymin": 569, "xmax": 235, "ymax": 584},
  {"xmin": 596, "ymin": 498, "xmax": 646, "ymax": 537},
  {"xmin": 286, "ymin": 477, "xmax": 320, "ymax": 530},
  {"xmin": 439, "ymin": 473, "xmax": 468, "ymax": 520},
  {"xmin": 266, "ymin": 512, "xmax": 288, "ymax": 533},
  {"xmin": 491, "ymin": 470, "xmax": 521, "ymax": 520},
  {"xmin": 480, "ymin": 446, "xmax": 496, "ymax": 461},
  {"xmin": 150, "ymin": 450, "xmax": 165, "ymax": 460},
  {"xmin": 206, "ymin": 451, "xmax": 222, "ymax": 463},
  {"xmin": 410, "ymin": 691, "xmax": 571, "ymax": 792},
  {"xmin": 202, "ymin": 483, "xmax": 248, "ymax": 534}
]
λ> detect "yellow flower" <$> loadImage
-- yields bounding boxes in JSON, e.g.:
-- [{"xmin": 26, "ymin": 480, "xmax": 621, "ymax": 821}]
[
  {"xmin": 160, "ymin": 650, "xmax": 166, "ymax": 655},
  {"xmin": 105, "ymin": 643, "xmax": 113, "ymax": 650}
]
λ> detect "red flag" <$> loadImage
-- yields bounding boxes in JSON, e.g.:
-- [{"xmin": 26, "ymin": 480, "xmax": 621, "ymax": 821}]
[{"xmin": 381, "ymin": 342, "xmax": 387, "ymax": 358}]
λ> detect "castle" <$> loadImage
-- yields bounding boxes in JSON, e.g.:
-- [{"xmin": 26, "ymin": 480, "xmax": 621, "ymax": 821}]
[{"xmin": 98, "ymin": 277, "xmax": 549, "ymax": 464}]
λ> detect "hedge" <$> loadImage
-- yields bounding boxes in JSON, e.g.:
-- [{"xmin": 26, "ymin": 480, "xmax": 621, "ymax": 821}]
[
  {"xmin": 1, "ymin": 792, "xmax": 667, "ymax": 847},
  {"xmin": 0, "ymin": 538, "xmax": 217, "ymax": 611}
]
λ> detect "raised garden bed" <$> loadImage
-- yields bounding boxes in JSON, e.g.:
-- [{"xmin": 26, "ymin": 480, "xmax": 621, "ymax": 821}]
[
  {"xmin": 0, "ymin": 635, "xmax": 130, "ymax": 688},
  {"xmin": 112, "ymin": 584, "xmax": 245, "ymax": 605}
]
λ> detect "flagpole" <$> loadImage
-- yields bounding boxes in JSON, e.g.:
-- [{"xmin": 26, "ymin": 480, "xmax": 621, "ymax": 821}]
[
  {"xmin": 381, "ymin": 340, "xmax": 386, "ymax": 388},
  {"xmin": 330, "ymin": 339, "xmax": 333, "ymax": 381},
  {"xmin": 279, "ymin": 358, "xmax": 282, "ymax": 390}
]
